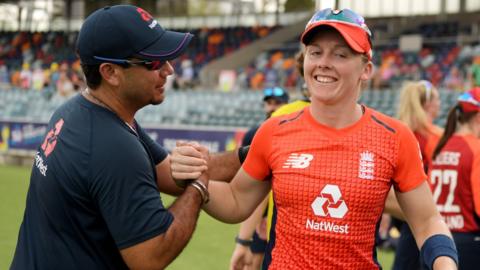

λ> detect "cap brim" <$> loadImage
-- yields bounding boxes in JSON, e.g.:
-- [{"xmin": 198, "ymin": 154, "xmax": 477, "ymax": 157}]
[
  {"xmin": 137, "ymin": 30, "xmax": 193, "ymax": 61},
  {"xmin": 301, "ymin": 21, "xmax": 368, "ymax": 55}
]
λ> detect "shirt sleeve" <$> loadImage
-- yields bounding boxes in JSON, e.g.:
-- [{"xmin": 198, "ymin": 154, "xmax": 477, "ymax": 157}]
[
  {"xmin": 90, "ymin": 139, "xmax": 173, "ymax": 249},
  {"xmin": 136, "ymin": 124, "xmax": 168, "ymax": 165},
  {"xmin": 242, "ymin": 119, "xmax": 274, "ymax": 181},
  {"xmin": 392, "ymin": 125, "xmax": 428, "ymax": 192},
  {"xmin": 242, "ymin": 125, "xmax": 259, "ymax": 146}
]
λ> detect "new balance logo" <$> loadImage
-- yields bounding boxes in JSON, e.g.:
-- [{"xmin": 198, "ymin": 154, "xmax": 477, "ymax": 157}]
[
  {"xmin": 359, "ymin": 151, "xmax": 375, "ymax": 180},
  {"xmin": 283, "ymin": 153, "xmax": 313, "ymax": 169}
]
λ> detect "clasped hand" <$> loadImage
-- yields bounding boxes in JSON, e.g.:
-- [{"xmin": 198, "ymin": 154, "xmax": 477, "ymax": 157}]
[{"xmin": 170, "ymin": 141, "xmax": 210, "ymax": 187}]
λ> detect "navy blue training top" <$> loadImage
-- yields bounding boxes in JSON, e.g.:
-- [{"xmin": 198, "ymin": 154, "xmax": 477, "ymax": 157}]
[{"xmin": 11, "ymin": 94, "xmax": 173, "ymax": 269}]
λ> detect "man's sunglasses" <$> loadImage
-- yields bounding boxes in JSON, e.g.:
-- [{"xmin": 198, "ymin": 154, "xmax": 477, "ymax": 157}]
[
  {"xmin": 93, "ymin": 56, "xmax": 165, "ymax": 70},
  {"xmin": 307, "ymin": 8, "xmax": 372, "ymax": 38},
  {"xmin": 264, "ymin": 87, "xmax": 286, "ymax": 97}
]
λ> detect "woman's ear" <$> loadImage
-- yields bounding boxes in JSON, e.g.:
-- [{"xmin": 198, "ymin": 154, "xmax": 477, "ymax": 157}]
[{"xmin": 360, "ymin": 61, "xmax": 374, "ymax": 81}]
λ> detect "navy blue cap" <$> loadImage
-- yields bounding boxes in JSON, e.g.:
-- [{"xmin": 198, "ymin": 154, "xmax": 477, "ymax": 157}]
[{"xmin": 76, "ymin": 5, "xmax": 193, "ymax": 65}]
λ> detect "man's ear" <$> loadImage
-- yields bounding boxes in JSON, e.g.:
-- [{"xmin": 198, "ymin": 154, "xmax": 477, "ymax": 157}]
[{"xmin": 99, "ymin": 63, "xmax": 122, "ymax": 87}]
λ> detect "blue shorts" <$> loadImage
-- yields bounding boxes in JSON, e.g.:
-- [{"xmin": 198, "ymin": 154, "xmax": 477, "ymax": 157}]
[
  {"xmin": 453, "ymin": 232, "xmax": 480, "ymax": 270},
  {"xmin": 392, "ymin": 222, "xmax": 422, "ymax": 270}
]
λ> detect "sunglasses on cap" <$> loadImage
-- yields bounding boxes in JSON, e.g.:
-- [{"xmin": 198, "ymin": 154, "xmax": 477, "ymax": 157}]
[
  {"xmin": 307, "ymin": 8, "xmax": 372, "ymax": 37},
  {"xmin": 264, "ymin": 87, "xmax": 286, "ymax": 97},
  {"xmin": 93, "ymin": 56, "xmax": 165, "ymax": 70}
]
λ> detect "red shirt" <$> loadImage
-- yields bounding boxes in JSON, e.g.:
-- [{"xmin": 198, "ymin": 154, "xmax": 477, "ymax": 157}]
[
  {"xmin": 414, "ymin": 123, "xmax": 443, "ymax": 171},
  {"xmin": 427, "ymin": 134, "xmax": 480, "ymax": 233},
  {"xmin": 243, "ymin": 106, "xmax": 426, "ymax": 270}
]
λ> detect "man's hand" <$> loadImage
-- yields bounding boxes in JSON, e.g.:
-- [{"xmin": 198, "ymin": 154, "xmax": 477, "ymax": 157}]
[{"xmin": 170, "ymin": 141, "xmax": 209, "ymax": 186}]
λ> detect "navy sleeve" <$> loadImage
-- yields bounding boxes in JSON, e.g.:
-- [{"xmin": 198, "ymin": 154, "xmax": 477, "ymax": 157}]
[
  {"xmin": 90, "ymin": 136, "xmax": 173, "ymax": 250},
  {"xmin": 242, "ymin": 125, "xmax": 260, "ymax": 146},
  {"xmin": 136, "ymin": 124, "xmax": 168, "ymax": 164}
]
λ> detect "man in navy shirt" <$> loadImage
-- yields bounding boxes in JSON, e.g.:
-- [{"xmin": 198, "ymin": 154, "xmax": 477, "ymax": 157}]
[{"xmin": 11, "ymin": 5, "xmax": 227, "ymax": 269}]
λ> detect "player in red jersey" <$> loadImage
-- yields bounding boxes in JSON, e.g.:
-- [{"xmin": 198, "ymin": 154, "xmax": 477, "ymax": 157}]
[
  {"xmin": 424, "ymin": 87, "xmax": 480, "ymax": 270},
  {"xmin": 398, "ymin": 80, "xmax": 443, "ymax": 170},
  {"xmin": 172, "ymin": 8, "xmax": 457, "ymax": 270},
  {"xmin": 391, "ymin": 80, "xmax": 443, "ymax": 270}
]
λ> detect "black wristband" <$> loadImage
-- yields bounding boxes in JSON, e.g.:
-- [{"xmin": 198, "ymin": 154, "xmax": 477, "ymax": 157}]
[
  {"xmin": 235, "ymin": 235, "xmax": 253, "ymax": 246},
  {"xmin": 238, "ymin": 145, "xmax": 250, "ymax": 164}
]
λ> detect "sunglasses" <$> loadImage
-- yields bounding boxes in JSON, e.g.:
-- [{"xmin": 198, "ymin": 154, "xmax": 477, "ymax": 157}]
[
  {"xmin": 93, "ymin": 56, "xmax": 165, "ymax": 70},
  {"xmin": 264, "ymin": 87, "xmax": 286, "ymax": 97},
  {"xmin": 307, "ymin": 8, "xmax": 372, "ymax": 38}
]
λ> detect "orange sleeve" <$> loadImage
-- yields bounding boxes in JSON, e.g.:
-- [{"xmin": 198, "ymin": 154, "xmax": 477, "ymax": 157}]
[
  {"xmin": 392, "ymin": 125, "xmax": 428, "ymax": 192},
  {"xmin": 242, "ymin": 118, "xmax": 275, "ymax": 181}
]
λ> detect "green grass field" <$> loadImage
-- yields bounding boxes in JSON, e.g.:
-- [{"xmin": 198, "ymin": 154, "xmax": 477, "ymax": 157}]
[{"xmin": 0, "ymin": 164, "xmax": 394, "ymax": 269}]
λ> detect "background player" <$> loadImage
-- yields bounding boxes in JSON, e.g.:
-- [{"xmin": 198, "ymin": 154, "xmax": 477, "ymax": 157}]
[
  {"xmin": 425, "ymin": 87, "xmax": 480, "ymax": 270},
  {"xmin": 392, "ymin": 80, "xmax": 443, "ymax": 270}
]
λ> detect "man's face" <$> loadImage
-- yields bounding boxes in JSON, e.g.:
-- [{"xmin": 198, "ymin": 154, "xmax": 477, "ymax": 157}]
[
  {"xmin": 264, "ymin": 98, "xmax": 286, "ymax": 118},
  {"xmin": 119, "ymin": 60, "xmax": 174, "ymax": 108}
]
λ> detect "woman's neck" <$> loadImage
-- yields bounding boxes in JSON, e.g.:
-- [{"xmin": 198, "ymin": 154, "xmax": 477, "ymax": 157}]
[
  {"xmin": 456, "ymin": 121, "xmax": 479, "ymax": 138},
  {"xmin": 309, "ymin": 102, "xmax": 363, "ymax": 129}
]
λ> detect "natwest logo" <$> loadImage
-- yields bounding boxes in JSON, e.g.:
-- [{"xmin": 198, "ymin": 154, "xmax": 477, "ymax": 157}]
[
  {"xmin": 311, "ymin": 184, "xmax": 348, "ymax": 219},
  {"xmin": 283, "ymin": 153, "xmax": 313, "ymax": 169}
]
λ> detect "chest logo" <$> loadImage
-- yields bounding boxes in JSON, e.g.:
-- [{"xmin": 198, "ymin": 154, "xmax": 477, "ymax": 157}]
[
  {"xmin": 283, "ymin": 153, "xmax": 313, "ymax": 169},
  {"xmin": 359, "ymin": 151, "xmax": 375, "ymax": 180},
  {"xmin": 311, "ymin": 184, "xmax": 348, "ymax": 219}
]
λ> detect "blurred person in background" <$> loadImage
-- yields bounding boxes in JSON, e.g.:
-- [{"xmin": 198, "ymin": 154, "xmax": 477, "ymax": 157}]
[
  {"xmin": 390, "ymin": 80, "xmax": 443, "ymax": 270},
  {"xmin": 178, "ymin": 59, "xmax": 194, "ymax": 89},
  {"xmin": 444, "ymin": 66, "xmax": 465, "ymax": 92},
  {"xmin": 55, "ymin": 62, "xmax": 75, "ymax": 97},
  {"xmin": 425, "ymin": 87, "xmax": 480, "ymax": 270},
  {"xmin": 31, "ymin": 61, "xmax": 46, "ymax": 91},
  {"xmin": 242, "ymin": 87, "xmax": 290, "ymax": 144},
  {"xmin": 19, "ymin": 62, "xmax": 32, "ymax": 90},
  {"xmin": 398, "ymin": 80, "xmax": 442, "ymax": 170},
  {"xmin": 49, "ymin": 62, "xmax": 60, "ymax": 89},
  {"xmin": 171, "ymin": 8, "xmax": 457, "ymax": 269},
  {"xmin": 230, "ymin": 86, "xmax": 289, "ymax": 270},
  {"xmin": 468, "ymin": 56, "xmax": 480, "ymax": 88},
  {"xmin": 0, "ymin": 61, "xmax": 10, "ymax": 89}
]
